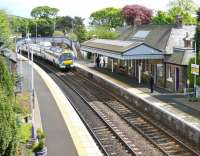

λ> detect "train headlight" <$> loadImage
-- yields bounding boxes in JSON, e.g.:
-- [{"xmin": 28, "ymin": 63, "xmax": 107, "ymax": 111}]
[{"xmin": 63, "ymin": 60, "xmax": 72, "ymax": 65}]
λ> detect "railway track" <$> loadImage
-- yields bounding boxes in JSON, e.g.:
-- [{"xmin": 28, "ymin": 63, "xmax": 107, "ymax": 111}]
[
  {"xmin": 34, "ymin": 57, "xmax": 200, "ymax": 156},
  {"xmin": 35, "ymin": 59, "xmax": 141, "ymax": 156},
  {"xmin": 68, "ymin": 71, "xmax": 200, "ymax": 156}
]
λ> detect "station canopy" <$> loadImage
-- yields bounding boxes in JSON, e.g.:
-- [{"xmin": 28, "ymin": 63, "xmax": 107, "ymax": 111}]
[{"xmin": 81, "ymin": 39, "xmax": 164, "ymax": 60}]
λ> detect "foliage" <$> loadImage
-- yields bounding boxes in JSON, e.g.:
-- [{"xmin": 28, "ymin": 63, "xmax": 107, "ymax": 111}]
[
  {"xmin": 32, "ymin": 129, "xmax": 45, "ymax": 153},
  {"xmin": 122, "ymin": 4, "xmax": 152, "ymax": 26},
  {"xmin": 17, "ymin": 124, "xmax": 31, "ymax": 144},
  {"xmin": 31, "ymin": 6, "xmax": 59, "ymax": 20},
  {"xmin": 168, "ymin": 0, "xmax": 197, "ymax": 14},
  {"xmin": 0, "ymin": 10, "xmax": 11, "ymax": 48},
  {"xmin": 14, "ymin": 92, "xmax": 31, "ymax": 116},
  {"xmin": 187, "ymin": 58, "xmax": 195, "ymax": 87},
  {"xmin": 90, "ymin": 7, "xmax": 123, "ymax": 28},
  {"xmin": 86, "ymin": 26, "xmax": 119, "ymax": 40},
  {"xmin": 72, "ymin": 17, "xmax": 87, "ymax": 42},
  {"xmin": 68, "ymin": 32, "xmax": 78, "ymax": 41},
  {"xmin": 195, "ymin": 8, "xmax": 200, "ymax": 63},
  {"xmin": 0, "ymin": 58, "xmax": 17, "ymax": 156},
  {"xmin": 168, "ymin": 6, "xmax": 196, "ymax": 24},
  {"xmin": 0, "ymin": 57, "xmax": 14, "ymax": 97},
  {"xmin": 153, "ymin": 0, "xmax": 197, "ymax": 24},
  {"xmin": 187, "ymin": 58, "xmax": 200, "ymax": 87},
  {"xmin": 56, "ymin": 16, "xmax": 73, "ymax": 34},
  {"xmin": 29, "ymin": 19, "xmax": 54, "ymax": 37},
  {"xmin": 29, "ymin": 6, "xmax": 59, "ymax": 37},
  {"xmin": 9, "ymin": 16, "xmax": 29, "ymax": 37},
  {"xmin": 152, "ymin": 11, "xmax": 174, "ymax": 24},
  {"xmin": 53, "ymin": 30, "xmax": 64, "ymax": 37}
]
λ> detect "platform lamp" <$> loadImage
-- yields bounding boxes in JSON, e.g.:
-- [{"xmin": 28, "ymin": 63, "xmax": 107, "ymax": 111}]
[{"xmin": 26, "ymin": 36, "xmax": 36, "ymax": 141}]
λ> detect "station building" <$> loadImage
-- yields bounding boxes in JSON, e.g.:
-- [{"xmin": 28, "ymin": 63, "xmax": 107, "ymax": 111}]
[{"xmin": 81, "ymin": 22, "xmax": 196, "ymax": 92}]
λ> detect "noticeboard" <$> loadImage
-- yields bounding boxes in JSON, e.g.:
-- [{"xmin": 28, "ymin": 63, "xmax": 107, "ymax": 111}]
[{"xmin": 191, "ymin": 64, "xmax": 199, "ymax": 75}]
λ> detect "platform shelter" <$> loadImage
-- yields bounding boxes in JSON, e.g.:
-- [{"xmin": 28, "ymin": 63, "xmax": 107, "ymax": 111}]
[{"xmin": 81, "ymin": 39, "xmax": 164, "ymax": 84}]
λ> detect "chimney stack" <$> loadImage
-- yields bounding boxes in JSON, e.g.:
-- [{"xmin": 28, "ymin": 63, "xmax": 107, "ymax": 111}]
[
  {"xmin": 183, "ymin": 32, "xmax": 192, "ymax": 48},
  {"xmin": 175, "ymin": 15, "xmax": 183, "ymax": 28}
]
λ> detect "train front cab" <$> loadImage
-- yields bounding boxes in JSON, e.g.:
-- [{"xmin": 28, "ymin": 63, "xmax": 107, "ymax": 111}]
[{"xmin": 58, "ymin": 52, "xmax": 74, "ymax": 70}]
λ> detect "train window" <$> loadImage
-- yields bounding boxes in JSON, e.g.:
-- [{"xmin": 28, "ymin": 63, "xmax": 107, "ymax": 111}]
[{"xmin": 59, "ymin": 53, "xmax": 73, "ymax": 61}]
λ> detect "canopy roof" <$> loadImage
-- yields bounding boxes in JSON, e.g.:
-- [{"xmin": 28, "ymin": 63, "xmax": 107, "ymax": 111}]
[{"xmin": 81, "ymin": 39, "xmax": 164, "ymax": 60}]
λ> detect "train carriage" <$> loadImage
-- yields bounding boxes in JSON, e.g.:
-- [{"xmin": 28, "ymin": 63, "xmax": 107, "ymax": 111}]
[{"xmin": 22, "ymin": 42, "xmax": 74, "ymax": 70}]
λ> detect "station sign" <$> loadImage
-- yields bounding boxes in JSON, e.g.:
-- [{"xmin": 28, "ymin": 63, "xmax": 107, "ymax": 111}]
[{"xmin": 191, "ymin": 64, "xmax": 199, "ymax": 75}]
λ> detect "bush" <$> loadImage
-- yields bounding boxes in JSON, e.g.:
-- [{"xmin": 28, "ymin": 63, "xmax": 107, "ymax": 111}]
[
  {"xmin": 17, "ymin": 123, "xmax": 32, "ymax": 144},
  {"xmin": 32, "ymin": 129, "xmax": 45, "ymax": 152}
]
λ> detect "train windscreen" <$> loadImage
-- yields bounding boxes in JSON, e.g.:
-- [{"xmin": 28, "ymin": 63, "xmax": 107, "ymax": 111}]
[{"xmin": 59, "ymin": 53, "xmax": 73, "ymax": 61}]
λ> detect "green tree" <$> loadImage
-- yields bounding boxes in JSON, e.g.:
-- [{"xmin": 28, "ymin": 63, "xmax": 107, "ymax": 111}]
[
  {"xmin": 0, "ymin": 58, "xmax": 17, "ymax": 156},
  {"xmin": 56, "ymin": 16, "xmax": 73, "ymax": 35},
  {"xmin": 72, "ymin": 17, "xmax": 87, "ymax": 42},
  {"xmin": 169, "ymin": 0, "xmax": 197, "ymax": 14},
  {"xmin": 31, "ymin": 6, "xmax": 59, "ymax": 20},
  {"xmin": 90, "ymin": 7, "xmax": 123, "ymax": 28},
  {"xmin": 152, "ymin": 11, "xmax": 173, "ymax": 24},
  {"xmin": 9, "ymin": 16, "xmax": 29, "ymax": 37},
  {"xmin": 152, "ymin": 0, "xmax": 197, "ymax": 24},
  {"xmin": 195, "ymin": 8, "xmax": 200, "ymax": 63},
  {"xmin": 86, "ymin": 26, "xmax": 119, "ymax": 40},
  {"xmin": 0, "ymin": 10, "xmax": 11, "ymax": 47},
  {"xmin": 29, "ymin": 19, "xmax": 54, "ymax": 37},
  {"xmin": 30, "ymin": 6, "xmax": 59, "ymax": 37},
  {"xmin": 168, "ymin": 6, "xmax": 196, "ymax": 24}
]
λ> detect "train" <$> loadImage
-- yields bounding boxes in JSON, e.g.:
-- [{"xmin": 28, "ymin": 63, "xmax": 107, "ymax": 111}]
[{"xmin": 20, "ymin": 41, "xmax": 75, "ymax": 69}]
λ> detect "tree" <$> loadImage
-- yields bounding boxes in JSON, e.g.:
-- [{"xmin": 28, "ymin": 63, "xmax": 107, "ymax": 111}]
[
  {"xmin": 9, "ymin": 16, "xmax": 29, "ymax": 37},
  {"xmin": 122, "ymin": 5, "xmax": 152, "ymax": 26},
  {"xmin": 167, "ymin": 6, "xmax": 196, "ymax": 24},
  {"xmin": 72, "ymin": 17, "xmax": 87, "ymax": 42},
  {"xmin": 195, "ymin": 8, "xmax": 200, "ymax": 63},
  {"xmin": 152, "ymin": 11, "xmax": 173, "ymax": 24},
  {"xmin": 29, "ymin": 19, "xmax": 54, "ymax": 37},
  {"xmin": 0, "ymin": 57, "xmax": 17, "ymax": 156},
  {"xmin": 168, "ymin": 0, "xmax": 197, "ymax": 14},
  {"xmin": 152, "ymin": 0, "xmax": 197, "ymax": 25},
  {"xmin": 56, "ymin": 16, "xmax": 73, "ymax": 35},
  {"xmin": 86, "ymin": 26, "xmax": 119, "ymax": 40},
  {"xmin": 30, "ymin": 6, "xmax": 59, "ymax": 37},
  {"xmin": 0, "ymin": 10, "xmax": 11, "ymax": 47},
  {"xmin": 31, "ymin": 6, "xmax": 59, "ymax": 20},
  {"xmin": 90, "ymin": 7, "xmax": 123, "ymax": 28}
]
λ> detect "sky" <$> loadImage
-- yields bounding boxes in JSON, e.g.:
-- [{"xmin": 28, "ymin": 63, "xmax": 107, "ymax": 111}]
[{"xmin": 0, "ymin": 0, "xmax": 200, "ymax": 25}]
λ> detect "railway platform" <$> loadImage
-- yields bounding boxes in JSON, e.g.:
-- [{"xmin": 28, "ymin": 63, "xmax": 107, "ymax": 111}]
[
  {"xmin": 75, "ymin": 61, "xmax": 200, "ymax": 146},
  {"xmin": 18, "ymin": 56, "xmax": 103, "ymax": 156}
]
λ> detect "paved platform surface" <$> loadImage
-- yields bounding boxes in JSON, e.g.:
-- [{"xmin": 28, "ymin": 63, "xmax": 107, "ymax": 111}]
[
  {"xmin": 75, "ymin": 61, "xmax": 200, "ymax": 131},
  {"xmin": 18, "ymin": 57, "xmax": 102, "ymax": 156}
]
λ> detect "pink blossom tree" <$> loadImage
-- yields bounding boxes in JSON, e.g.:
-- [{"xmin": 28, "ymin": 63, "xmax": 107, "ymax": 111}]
[{"xmin": 122, "ymin": 5, "xmax": 153, "ymax": 25}]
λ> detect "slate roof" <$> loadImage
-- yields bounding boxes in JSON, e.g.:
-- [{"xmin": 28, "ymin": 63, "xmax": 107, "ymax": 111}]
[
  {"xmin": 117, "ymin": 25, "xmax": 173, "ymax": 52},
  {"xmin": 81, "ymin": 39, "xmax": 143, "ymax": 53},
  {"xmin": 165, "ymin": 48, "xmax": 195, "ymax": 65}
]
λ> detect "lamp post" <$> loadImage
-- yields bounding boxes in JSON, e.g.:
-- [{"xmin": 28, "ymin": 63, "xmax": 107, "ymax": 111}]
[
  {"xmin": 194, "ymin": 40, "xmax": 197, "ymax": 97},
  {"xmin": 31, "ymin": 44, "xmax": 35, "ymax": 141},
  {"xmin": 26, "ymin": 36, "xmax": 36, "ymax": 141}
]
